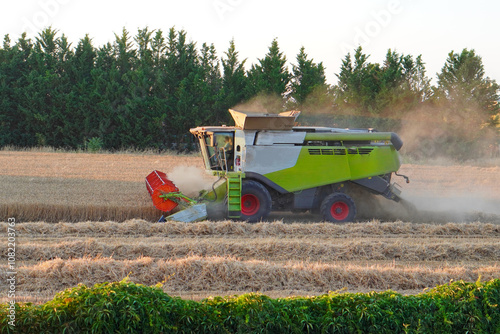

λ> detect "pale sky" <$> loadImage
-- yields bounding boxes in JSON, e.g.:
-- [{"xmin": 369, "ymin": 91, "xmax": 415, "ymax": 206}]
[{"xmin": 1, "ymin": 0, "xmax": 499, "ymax": 85}]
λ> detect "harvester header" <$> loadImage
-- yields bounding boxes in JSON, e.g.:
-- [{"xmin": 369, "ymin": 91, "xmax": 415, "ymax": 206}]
[{"xmin": 145, "ymin": 170, "xmax": 207, "ymax": 222}]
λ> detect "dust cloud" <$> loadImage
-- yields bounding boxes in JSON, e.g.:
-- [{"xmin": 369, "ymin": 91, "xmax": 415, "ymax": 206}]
[
  {"xmin": 168, "ymin": 166, "xmax": 216, "ymax": 198},
  {"xmin": 396, "ymin": 105, "xmax": 498, "ymax": 162},
  {"xmin": 357, "ymin": 173, "xmax": 500, "ymax": 223},
  {"xmin": 392, "ymin": 105, "xmax": 500, "ymax": 222},
  {"xmin": 407, "ymin": 193, "xmax": 500, "ymax": 217},
  {"xmin": 233, "ymin": 93, "xmax": 284, "ymax": 113},
  {"xmin": 169, "ymin": 166, "xmax": 227, "ymax": 219}
]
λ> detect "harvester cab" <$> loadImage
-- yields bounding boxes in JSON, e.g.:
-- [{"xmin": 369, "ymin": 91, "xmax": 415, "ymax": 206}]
[
  {"xmin": 196, "ymin": 130, "xmax": 236, "ymax": 172},
  {"xmin": 146, "ymin": 109, "xmax": 410, "ymax": 223}
]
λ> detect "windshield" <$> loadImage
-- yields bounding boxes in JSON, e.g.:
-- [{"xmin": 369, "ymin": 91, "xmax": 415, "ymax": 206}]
[{"xmin": 202, "ymin": 132, "xmax": 234, "ymax": 171}]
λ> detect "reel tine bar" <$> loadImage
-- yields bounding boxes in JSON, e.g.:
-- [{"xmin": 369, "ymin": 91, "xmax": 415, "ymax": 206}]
[{"xmin": 145, "ymin": 170, "xmax": 180, "ymax": 212}]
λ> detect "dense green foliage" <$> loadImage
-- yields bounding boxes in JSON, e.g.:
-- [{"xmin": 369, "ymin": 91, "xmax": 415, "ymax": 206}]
[
  {"xmin": 1, "ymin": 278, "xmax": 499, "ymax": 333},
  {"xmin": 0, "ymin": 27, "xmax": 498, "ymax": 156},
  {"xmin": 334, "ymin": 47, "xmax": 433, "ymax": 114}
]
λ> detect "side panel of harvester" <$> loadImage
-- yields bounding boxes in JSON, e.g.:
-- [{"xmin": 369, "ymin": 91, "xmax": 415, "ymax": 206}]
[
  {"xmin": 241, "ymin": 131, "xmax": 401, "ymax": 193},
  {"xmin": 264, "ymin": 145, "xmax": 400, "ymax": 192}
]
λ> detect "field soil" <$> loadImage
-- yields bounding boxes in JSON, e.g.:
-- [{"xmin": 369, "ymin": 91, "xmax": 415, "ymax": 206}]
[{"xmin": 0, "ymin": 151, "xmax": 499, "ymax": 303}]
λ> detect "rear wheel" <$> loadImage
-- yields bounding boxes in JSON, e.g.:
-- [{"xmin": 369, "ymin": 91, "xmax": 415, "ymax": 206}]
[
  {"xmin": 320, "ymin": 193, "xmax": 356, "ymax": 222},
  {"xmin": 240, "ymin": 180, "xmax": 272, "ymax": 222}
]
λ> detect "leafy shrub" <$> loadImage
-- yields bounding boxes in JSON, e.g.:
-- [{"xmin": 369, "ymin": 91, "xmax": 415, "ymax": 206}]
[
  {"xmin": 86, "ymin": 137, "xmax": 104, "ymax": 153},
  {"xmin": 1, "ymin": 278, "xmax": 498, "ymax": 333}
]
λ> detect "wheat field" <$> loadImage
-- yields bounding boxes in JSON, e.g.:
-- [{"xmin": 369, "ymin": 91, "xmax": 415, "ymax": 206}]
[{"xmin": 1, "ymin": 150, "xmax": 499, "ymax": 303}]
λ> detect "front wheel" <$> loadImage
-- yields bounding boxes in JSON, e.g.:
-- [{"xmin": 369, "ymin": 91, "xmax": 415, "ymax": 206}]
[
  {"xmin": 240, "ymin": 180, "xmax": 272, "ymax": 222},
  {"xmin": 320, "ymin": 193, "xmax": 356, "ymax": 222}
]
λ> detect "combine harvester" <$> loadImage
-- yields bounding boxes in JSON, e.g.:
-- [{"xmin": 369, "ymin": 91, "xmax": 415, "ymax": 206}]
[{"xmin": 146, "ymin": 109, "xmax": 409, "ymax": 223}]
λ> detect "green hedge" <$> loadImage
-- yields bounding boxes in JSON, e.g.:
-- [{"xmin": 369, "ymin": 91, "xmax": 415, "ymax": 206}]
[{"xmin": 1, "ymin": 278, "xmax": 499, "ymax": 333}]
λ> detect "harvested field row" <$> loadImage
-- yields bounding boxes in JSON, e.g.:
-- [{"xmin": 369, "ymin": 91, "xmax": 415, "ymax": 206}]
[
  {"xmin": 12, "ymin": 256, "xmax": 500, "ymax": 296},
  {"xmin": 14, "ymin": 237, "xmax": 500, "ymax": 263},
  {"xmin": 10, "ymin": 220, "xmax": 500, "ymax": 238}
]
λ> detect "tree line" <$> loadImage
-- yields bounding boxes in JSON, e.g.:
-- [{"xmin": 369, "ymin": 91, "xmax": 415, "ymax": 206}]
[{"xmin": 0, "ymin": 27, "xmax": 498, "ymax": 154}]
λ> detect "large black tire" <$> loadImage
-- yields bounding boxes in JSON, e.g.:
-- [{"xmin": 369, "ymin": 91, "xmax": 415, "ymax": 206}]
[
  {"xmin": 320, "ymin": 193, "xmax": 356, "ymax": 222},
  {"xmin": 240, "ymin": 180, "xmax": 272, "ymax": 222}
]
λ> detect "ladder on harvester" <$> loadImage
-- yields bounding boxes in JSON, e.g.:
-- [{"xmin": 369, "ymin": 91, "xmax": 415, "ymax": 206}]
[{"xmin": 226, "ymin": 172, "xmax": 242, "ymax": 219}]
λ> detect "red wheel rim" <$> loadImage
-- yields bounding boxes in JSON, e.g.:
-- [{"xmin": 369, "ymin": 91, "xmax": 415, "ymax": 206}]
[
  {"xmin": 241, "ymin": 194, "xmax": 260, "ymax": 216},
  {"xmin": 330, "ymin": 201, "xmax": 349, "ymax": 221}
]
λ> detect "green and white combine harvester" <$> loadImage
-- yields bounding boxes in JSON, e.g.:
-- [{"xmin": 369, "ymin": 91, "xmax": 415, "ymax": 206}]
[{"xmin": 146, "ymin": 109, "xmax": 410, "ymax": 223}]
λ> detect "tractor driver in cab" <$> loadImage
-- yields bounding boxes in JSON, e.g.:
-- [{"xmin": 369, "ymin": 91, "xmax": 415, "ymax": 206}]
[
  {"xmin": 222, "ymin": 136, "xmax": 233, "ymax": 152},
  {"xmin": 220, "ymin": 136, "xmax": 234, "ymax": 170}
]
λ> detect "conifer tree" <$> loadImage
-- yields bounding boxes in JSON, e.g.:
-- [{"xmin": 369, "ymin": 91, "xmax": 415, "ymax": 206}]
[
  {"xmin": 199, "ymin": 42, "xmax": 224, "ymax": 124},
  {"xmin": 436, "ymin": 49, "xmax": 499, "ymax": 115},
  {"xmin": 221, "ymin": 39, "xmax": 248, "ymax": 120},
  {"xmin": 248, "ymin": 38, "xmax": 290, "ymax": 98},
  {"xmin": 435, "ymin": 48, "xmax": 499, "ymax": 133},
  {"xmin": 334, "ymin": 46, "xmax": 380, "ymax": 113},
  {"xmin": 334, "ymin": 46, "xmax": 431, "ymax": 115},
  {"xmin": 290, "ymin": 46, "xmax": 327, "ymax": 106}
]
